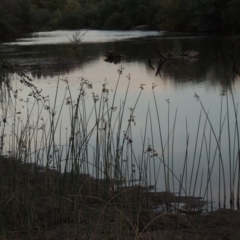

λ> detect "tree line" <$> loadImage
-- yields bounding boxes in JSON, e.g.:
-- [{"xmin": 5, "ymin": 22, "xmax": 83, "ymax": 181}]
[{"xmin": 0, "ymin": 0, "xmax": 239, "ymax": 39}]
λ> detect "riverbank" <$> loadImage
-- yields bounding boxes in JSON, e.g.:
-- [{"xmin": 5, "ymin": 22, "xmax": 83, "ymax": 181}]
[{"xmin": 1, "ymin": 155, "xmax": 240, "ymax": 240}]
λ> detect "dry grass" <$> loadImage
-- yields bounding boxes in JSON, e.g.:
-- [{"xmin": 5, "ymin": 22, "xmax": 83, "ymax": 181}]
[{"xmin": 1, "ymin": 156, "xmax": 240, "ymax": 240}]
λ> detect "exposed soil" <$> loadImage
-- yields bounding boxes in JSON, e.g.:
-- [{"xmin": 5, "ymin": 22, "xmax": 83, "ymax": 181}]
[{"xmin": 1, "ymin": 156, "xmax": 240, "ymax": 240}]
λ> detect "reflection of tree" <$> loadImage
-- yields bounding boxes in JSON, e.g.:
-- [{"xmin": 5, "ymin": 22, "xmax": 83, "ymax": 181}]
[
  {"xmin": 5, "ymin": 36, "xmax": 240, "ymax": 92},
  {"xmin": 146, "ymin": 37, "xmax": 240, "ymax": 93},
  {"xmin": 5, "ymin": 44, "xmax": 103, "ymax": 79},
  {"xmin": 230, "ymin": 37, "xmax": 240, "ymax": 82}
]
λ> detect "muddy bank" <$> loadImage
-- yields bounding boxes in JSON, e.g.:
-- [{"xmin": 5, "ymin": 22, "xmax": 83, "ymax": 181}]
[{"xmin": 1, "ymin": 156, "xmax": 240, "ymax": 239}]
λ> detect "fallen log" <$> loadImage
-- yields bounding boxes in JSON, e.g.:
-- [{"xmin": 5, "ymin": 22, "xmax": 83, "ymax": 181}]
[
  {"xmin": 149, "ymin": 48, "xmax": 200, "ymax": 77},
  {"xmin": 104, "ymin": 50, "xmax": 122, "ymax": 64}
]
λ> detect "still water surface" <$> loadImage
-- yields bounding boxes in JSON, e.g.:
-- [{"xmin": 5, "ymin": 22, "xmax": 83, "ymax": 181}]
[{"xmin": 3, "ymin": 30, "xmax": 240, "ymax": 210}]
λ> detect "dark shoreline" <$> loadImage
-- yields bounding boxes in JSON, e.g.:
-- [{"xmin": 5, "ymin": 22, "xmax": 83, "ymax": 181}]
[{"xmin": 1, "ymin": 155, "xmax": 240, "ymax": 239}]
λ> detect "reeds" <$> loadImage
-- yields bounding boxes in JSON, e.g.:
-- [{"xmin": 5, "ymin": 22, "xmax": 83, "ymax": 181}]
[{"xmin": 0, "ymin": 58, "xmax": 240, "ymax": 239}]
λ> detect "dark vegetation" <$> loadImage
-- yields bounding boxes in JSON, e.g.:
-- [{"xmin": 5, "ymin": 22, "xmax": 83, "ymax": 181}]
[
  {"xmin": 1, "ymin": 0, "xmax": 240, "ymax": 39},
  {"xmin": 1, "ymin": 157, "xmax": 240, "ymax": 240}
]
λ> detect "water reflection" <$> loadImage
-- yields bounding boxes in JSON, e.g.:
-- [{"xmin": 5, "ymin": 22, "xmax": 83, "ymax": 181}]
[
  {"xmin": 2, "ymin": 32, "xmax": 240, "ymax": 209},
  {"xmin": 7, "ymin": 30, "xmax": 162, "ymax": 45},
  {"xmin": 3, "ymin": 35, "xmax": 240, "ymax": 91}
]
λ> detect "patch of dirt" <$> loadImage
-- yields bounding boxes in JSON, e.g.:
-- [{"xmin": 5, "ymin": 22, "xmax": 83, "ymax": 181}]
[{"xmin": 1, "ymin": 156, "xmax": 240, "ymax": 240}]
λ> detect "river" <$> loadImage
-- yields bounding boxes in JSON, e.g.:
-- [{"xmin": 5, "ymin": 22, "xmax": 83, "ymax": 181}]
[{"xmin": 2, "ymin": 30, "xmax": 240, "ymax": 211}]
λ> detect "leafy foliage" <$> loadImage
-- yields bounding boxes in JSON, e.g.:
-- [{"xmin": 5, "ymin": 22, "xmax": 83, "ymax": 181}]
[
  {"xmin": 222, "ymin": 0, "xmax": 240, "ymax": 31},
  {"xmin": 0, "ymin": 0, "xmax": 239, "ymax": 39},
  {"xmin": 190, "ymin": 0, "xmax": 228, "ymax": 32},
  {"xmin": 157, "ymin": 0, "xmax": 192, "ymax": 31}
]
